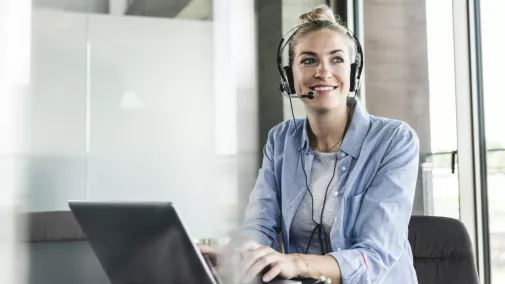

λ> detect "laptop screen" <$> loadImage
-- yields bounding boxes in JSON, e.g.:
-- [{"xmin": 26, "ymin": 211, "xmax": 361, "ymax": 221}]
[{"xmin": 69, "ymin": 201, "xmax": 216, "ymax": 284}]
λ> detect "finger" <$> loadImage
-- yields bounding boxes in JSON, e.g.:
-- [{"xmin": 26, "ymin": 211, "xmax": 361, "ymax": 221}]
[
  {"xmin": 199, "ymin": 244, "xmax": 220, "ymax": 255},
  {"xmin": 262, "ymin": 262, "xmax": 283, "ymax": 282},
  {"xmin": 242, "ymin": 252, "xmax": 282, "ymax": 283},
  {"xmin": 238, "ymin": 247, "xmax": 273, "ymax": 279},
  {"xmin": 221, "ymin": 238, "xmax": 262, "ymax": 280},
  {"xmin": 219, "ymin": 246, "xmax": 245, "ymax": 279},
  {"xmin": 234, "ymin": 238, "xmax": 262, "ymax": 252}
]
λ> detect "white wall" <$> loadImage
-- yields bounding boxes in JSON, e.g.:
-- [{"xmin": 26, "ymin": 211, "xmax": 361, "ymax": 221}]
[
  {"xmin": 28, "ymin": 9, "xmax": 248, "ymax": 239},
  {"xmin": 29, "ymin": 9, "xmax": 89, "ymax": 212},
  {"xmin": 86, "ymin": 14, "xmax": 219, "ymax": 238}
]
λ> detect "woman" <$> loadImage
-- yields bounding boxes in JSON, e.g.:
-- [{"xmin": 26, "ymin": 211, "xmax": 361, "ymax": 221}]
[{"xmin": 201, "ymin": 5, "xmax": 419, "ymax": 284}]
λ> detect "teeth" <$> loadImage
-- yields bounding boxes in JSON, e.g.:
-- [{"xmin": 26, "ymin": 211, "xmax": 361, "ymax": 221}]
[{"xmin": 313, "ymin": 86, "xmax": 335, "ymax": 91}]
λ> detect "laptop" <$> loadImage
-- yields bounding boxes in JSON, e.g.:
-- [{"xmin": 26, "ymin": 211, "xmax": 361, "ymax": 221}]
[{"xmin": 69, "ymin": 201, "xmax": 307, "ymax": 284}]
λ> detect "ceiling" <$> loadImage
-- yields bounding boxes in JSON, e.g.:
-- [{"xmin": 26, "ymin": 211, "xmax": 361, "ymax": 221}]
[{"xmin": 34, "ymin": 0, "xmax": 213, "ymax": 20}]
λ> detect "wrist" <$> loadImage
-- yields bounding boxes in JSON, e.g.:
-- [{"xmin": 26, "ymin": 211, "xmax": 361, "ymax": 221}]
[{"xmin": 291, "ymin": 254, "xmax": 309, "ymax": 278}]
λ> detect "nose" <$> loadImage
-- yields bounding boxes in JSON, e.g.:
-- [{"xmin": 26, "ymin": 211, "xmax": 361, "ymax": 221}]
[{"xmin": 315, "ymin": 61, "xmax": 332, "ymax": 79}]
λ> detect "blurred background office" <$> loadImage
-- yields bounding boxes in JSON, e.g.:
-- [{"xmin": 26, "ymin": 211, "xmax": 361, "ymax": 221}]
[{"xmin": 0, "ymin": 0, "xmax": 503, "ymax": 283}]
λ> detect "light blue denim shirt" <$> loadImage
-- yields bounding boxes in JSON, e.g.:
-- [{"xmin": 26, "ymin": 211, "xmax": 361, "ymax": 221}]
[{"xmin": 236, "ymin": 101, "xmax": 419, "ymax": 283}]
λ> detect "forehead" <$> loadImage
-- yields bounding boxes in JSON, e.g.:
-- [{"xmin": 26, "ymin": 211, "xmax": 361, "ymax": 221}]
[{"xmin": 295, "ymin": 29, "xmax": 351, "ymax": 54}]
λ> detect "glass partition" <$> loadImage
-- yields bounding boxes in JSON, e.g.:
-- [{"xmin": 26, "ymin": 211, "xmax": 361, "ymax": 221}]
[{"xmin": 28, "ymin": 0, "xmax": 257, "ymax": 241}]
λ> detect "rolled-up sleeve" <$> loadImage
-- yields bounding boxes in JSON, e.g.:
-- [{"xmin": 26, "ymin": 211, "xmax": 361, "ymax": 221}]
[
  {"xmin": 234, "ymin": 128, "xmax": 281, "ymax": 249},
  {"xmin": 329, "ymin": 125, "xmax": 420, "ymax": 283}
]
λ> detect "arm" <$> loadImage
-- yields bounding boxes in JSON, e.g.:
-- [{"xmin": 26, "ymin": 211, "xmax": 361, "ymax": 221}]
[
  {"xmin": 291, "ymin": 254, "xmax": 342, "ymax": 283},
  {"xmin": 234, "ymin": 128, "xmax": 282, "ymax": 249},
  {"xmin": 326, "ymin": 125, "xmax": 420, "ymax": 283}
]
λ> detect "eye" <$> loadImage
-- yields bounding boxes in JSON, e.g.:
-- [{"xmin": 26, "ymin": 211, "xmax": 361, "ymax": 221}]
[
  {"xmin": 301, "ymin": 58, "xmax": 316, "ymax": 65},
  {"xmin": 332, "ymin": 56, "xmax": 344, "ymax": 63}
]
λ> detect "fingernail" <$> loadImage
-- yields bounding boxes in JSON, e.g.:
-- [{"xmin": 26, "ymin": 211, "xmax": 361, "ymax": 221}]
[{"xmin": 263, "ymin": 276, "xmax": 271, "ymax": 282}]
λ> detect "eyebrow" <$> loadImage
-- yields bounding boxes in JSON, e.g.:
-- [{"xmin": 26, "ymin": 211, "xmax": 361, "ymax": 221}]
[{"xmin": 298, "ymin": 49, "xmax": 345, "ymax": 57}]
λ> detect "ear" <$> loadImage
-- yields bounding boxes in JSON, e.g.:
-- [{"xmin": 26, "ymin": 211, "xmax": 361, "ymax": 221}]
[{"xmin": 282, "ymin": 66, "xmax": 296, "ymax": 94}]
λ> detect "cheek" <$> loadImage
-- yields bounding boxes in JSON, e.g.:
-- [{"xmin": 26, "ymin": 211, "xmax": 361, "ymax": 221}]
[
  {"xmin": 291, "ymin": 66, "xmax": 307, "ymax": 92},
  {"xmin": 335, "ymin": 65, "xmax": 351, "ymax": 85}
]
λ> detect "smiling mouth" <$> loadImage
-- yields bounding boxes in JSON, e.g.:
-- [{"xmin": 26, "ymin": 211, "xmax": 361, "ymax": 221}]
[{"xmin": 309, "ymin": 86, "xmax": 338, "ymax": 91}]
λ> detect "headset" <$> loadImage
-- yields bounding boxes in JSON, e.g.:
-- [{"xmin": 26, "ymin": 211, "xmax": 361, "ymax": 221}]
[
  {"xmin": 276, "ymin": 20, "xmax": 364, "ymax": 255},
  {"xmin": 276, "ymin": 20, "xmax": 364, "ymax": 107}
]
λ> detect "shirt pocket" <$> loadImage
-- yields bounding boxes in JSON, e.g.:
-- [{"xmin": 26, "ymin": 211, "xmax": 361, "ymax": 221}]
[{"xmin": 343, "ymin": 190, "xmax": 366, "ymax": 242}]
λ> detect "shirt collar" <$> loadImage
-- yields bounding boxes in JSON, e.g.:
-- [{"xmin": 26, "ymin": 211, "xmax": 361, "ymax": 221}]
[{"xmin": 298, "ymin": 100, "xmax": 371, "ymax": 159}]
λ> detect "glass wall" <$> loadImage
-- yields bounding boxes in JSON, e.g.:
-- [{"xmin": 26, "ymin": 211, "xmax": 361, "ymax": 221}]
[
  {"xmin": 29, "ymin": 0, "xmax": 89, "ymax": 212},
  {"xmin": 86, "ymin": 1, "xmax": 222, "ymax": 239},
  {"xmin": 423, "ymin": 0, "xmax": 459, "ymax": 219},
  {"xmin": 425, "ymin": 1, "xmax": 505, "ymax": 281},
  {"xmin": 27, "ymin": 1, "xmax": 259, "ymax": 282},
  {"xmin": 0, "ymin": 0, "xmax": 31, "ymax": 282},
  {"xmin": 28, "ymin": 0, "xmax": 257, "ymax": 241},
  {"xmin": 480, "ymin": 1, "xmax": 505, "ymax": 282}
]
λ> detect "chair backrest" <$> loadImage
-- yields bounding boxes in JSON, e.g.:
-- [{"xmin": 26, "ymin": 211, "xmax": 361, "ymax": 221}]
[{"xmin": 408, "ymin": 215, "xmax": 479, "ymax": 284}]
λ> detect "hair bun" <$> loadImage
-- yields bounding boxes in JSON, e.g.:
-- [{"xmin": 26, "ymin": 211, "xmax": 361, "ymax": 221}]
[{"xmin": 298, "ymin": 4, "xmax": 338, "ymax": 25}]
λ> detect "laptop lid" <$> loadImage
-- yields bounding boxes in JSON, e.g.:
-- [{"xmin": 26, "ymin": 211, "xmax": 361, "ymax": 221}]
[{"xmin": 68, "ymin": 201, "xmax": 218, "ymax": 284}]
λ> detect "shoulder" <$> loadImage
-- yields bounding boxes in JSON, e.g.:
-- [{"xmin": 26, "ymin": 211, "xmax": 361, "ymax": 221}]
[
  {"xmin": 365, "ymin": 115, "xmax": 420, "ymax": 172},
  {"xmin": 266, "ymin": 119, "xmax": 303, "ymax": 143},
  {"xmin": 261, "ymin": 119, "xmax": 304, "ymax": 159},
  {"xmin": 367, "ymin": 115, "xmax": 419, "ymax": 148}
]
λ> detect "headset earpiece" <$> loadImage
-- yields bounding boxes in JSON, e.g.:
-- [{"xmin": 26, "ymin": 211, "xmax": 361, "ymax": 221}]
[
  {"xmin": 349, "ymin": 62, "xmax": 358, "ymax": 92},
  {"xmin": 282, "ymin": 66, "xmax": 295, "ymax": 94},
  {"xmin": 279, "ymin": 68, "xmax": 291, "ymax": 95},
  {"xmin": 346, "ymin": 95, "xmax": 356, "ymax": 108}
]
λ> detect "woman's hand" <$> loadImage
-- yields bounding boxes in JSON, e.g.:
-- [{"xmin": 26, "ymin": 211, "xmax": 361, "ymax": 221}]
[
  {"xmin": 198, "ymin": 238, "xmax": 264, "ymax": 282},
  {"xmin": 198, "ymin": 237, "xmax": 260, "ymax": 261},
  {"xmin": 199, "ymin": 239, "xmax": 308, "ymax": 283},
  {"xmin": 239, "ymin": 246, "xmax": 307, "ymax": 283}
]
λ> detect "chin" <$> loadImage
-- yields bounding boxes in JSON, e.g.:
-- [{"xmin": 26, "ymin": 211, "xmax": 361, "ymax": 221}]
[
  {"xmin": 310, "ymin": 97, "xmax": 344, "ymax": 111},
  {"xmin": 310, "ymin": 103, "xmax": 338, "ymax": 113}
]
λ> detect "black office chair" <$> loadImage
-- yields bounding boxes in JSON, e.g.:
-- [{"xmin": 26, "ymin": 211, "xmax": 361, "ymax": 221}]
[{"xmin": 408, "ymin": 215, "xmax": 480, "ymax": 284}]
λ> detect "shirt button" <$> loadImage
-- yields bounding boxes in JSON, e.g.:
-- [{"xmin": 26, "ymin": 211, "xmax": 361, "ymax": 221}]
[
  {"xmin": 334, "ymin": 191, "xmax": 339, "ymax": 197},
  {"xmin": 341, "ymin": 166, "xmax": 347, "ymax": 172},
  {"xmin": 340, "ymin": 152, "xmax": 346, "ymax": 157}
]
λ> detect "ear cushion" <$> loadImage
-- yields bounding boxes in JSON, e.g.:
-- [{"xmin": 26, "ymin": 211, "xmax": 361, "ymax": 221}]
[
  {"xmin": 282, "ymin": 66, "xmax": 296, "ymax": 94},
  {"xmin": 347, "ymin": 95, "xmax": 356, "ymax": 108},
  {"xmin": 349, "ymin": 63, "xmax": 358, "ymax": 92}
]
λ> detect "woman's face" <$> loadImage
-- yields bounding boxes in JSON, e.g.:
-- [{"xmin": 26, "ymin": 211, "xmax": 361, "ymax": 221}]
[{"xmin": 292, "ymin": 29, "xmax": 353, "ymax": 112}]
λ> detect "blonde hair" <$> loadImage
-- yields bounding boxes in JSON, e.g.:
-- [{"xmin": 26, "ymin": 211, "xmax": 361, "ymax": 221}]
[{"xmin": 288, "ymin": 4, "xmax": 356, "ymax": 66}]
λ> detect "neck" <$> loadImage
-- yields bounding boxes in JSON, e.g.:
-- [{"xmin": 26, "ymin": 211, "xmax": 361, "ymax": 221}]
[{"xmin": 306, "ymin": 104, "xmax": 350, "ymax": 153}]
